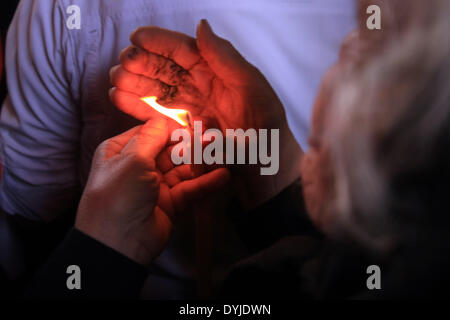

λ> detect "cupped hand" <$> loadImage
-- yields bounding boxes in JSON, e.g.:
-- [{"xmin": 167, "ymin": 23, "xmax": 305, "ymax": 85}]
[
  {"xmin": 75, "ymin": 118, "xmax": 230, "ymax": 265},
  {"xmin": 109, "ymin": 20, "xmax": 288, "ymax": 133},
  {"xmin": 109, "ymin": 20, "xmax": 303, "ymax": 209}
]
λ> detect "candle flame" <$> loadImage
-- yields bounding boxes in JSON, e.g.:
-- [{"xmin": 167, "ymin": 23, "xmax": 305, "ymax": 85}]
[{"xmin": 140, "ymin": 96, "xmax": 191, "ymax": 127}]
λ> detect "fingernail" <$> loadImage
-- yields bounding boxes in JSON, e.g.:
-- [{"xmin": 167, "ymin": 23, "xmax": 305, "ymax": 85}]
[{"xmin": 200, "ymin": 19, "xmax": 213, "ymax": 35}]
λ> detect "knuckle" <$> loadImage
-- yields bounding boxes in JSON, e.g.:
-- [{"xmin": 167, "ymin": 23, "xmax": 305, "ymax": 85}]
[
  {"xmin": 120, "ymin": 46, "xmax": 140, "ymax": 63},
  {"xmin": 147, "ymin": 171, "xmax": 160, "ymax": 186},
  {"xmin": 92, "ymin": 141, "xmax": 110, "ymax": 161},
  {"xmin": 126, "ymin": 46, "xmax": 140, "ymax": 61},
  {"xmin": 98, "ymin": 139, "xmax": 111, "ymax": 152},
  {"xmin": 223, "ymin": 39, "xmax": 233, "ymax": 49}
]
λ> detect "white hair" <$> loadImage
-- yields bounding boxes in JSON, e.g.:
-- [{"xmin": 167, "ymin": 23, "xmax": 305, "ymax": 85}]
[{"xmin": 324, "ymin": 0, "xmax": 450, "ymax": 252}]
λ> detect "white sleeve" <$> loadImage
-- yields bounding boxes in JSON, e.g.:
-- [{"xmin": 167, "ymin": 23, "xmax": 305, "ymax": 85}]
[{"xmin": 0, "ymin": 0, "xmax": 81, "ymax": 221}]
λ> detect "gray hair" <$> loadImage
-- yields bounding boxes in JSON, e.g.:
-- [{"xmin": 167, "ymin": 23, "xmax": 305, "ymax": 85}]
[{"xmin": 325, "ymin": 0, "xmax": 450, "ymax": 252}]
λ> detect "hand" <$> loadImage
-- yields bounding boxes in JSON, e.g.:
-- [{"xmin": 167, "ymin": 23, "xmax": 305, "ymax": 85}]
[
  {"xmin": 75, "ymin": 118, "xmax": 230, "ymax": 265},
  {"xmin": 109, "ymin": 20, "xmax": 303, "ymax": 209},
  {"xmin": 301, "ymin": 30, "xmax": 373, "ymax": 231},
  {"xmin": 110, "ymin": 20, "xmax": 285, "ymax": 133}
]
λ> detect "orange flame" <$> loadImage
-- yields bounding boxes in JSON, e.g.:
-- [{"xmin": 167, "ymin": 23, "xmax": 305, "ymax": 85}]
[{"xmin": 140, "ymin": 96, "xmax": 192, "ymax": 127}]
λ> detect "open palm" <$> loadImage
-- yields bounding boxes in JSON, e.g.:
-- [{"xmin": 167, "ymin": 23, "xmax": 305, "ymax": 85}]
[{"xmin": 109, "ymin": 20, "xmax": 288, "ymax": 133}]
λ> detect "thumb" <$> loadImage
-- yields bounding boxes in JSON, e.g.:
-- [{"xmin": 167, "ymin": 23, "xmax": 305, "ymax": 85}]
[
  {"xmin": 124, "ymin": 117, "xmax": 169, "ymax": 160},
  {"xmin": 196, "ymin": 19, "xmax": 256, "ymax": 84}
]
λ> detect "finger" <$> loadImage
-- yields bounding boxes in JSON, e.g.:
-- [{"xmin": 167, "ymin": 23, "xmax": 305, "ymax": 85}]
[
  {"xmin": 196, "ymin": 19, "xmax": 256, "ymax": 85},
  {"xmin": 156, "ymin": 185, "xmax": 176, "ymax": 223},
  {"xmin": 110, "ymin": 65, "xmax": 178, "ymax": 99},
  {"xmin": 156, "ymin": 147, "xmax": 175, "ymax": 173},
  {"xmin": 156, "ymin": 143, "xmax": 181, "ymax": 173},
  {"xmin": 156, "ymin": 120, "xmax": 218, "ymax": 173},
  {"xmin": 163, "ymin": 164, "xmax": 195, "ymax": 188},
  {"xmin": 105, "ymin": 125, "xmax": 142, "ymax": 149},
  {"xmin": 170, "ymin": 168, "xmax": 230, "ymax": 212},
  {"xmin": 109, "ymin": 87, "xmax": 163, "ymax": 121},
  {"xmin": 119, "ymin": 46, "xmax": 189, "ymax": 86},
  {"xmin": 130, "ymin": 26, "xmax": 201, "ymax": 70},
  {"xmin": 109, "ymin": 87, "xmax": 196, "ymax": 127},
  {"xmin": 123, "ymin": 117, "xmax": 169, "ymax": 160},
  {"xmin": 97, "ymin": 125, "xmax": 142, "ymax": 160},
  {"xmin": 156, "ymin": 137, "xmax": 211, "ymax": 176}
]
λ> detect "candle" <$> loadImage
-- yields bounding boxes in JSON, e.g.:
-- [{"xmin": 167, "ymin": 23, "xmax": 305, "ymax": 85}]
[{"xmin": 140, "ymin": 95, "xmax": 212, "ymax": 298}]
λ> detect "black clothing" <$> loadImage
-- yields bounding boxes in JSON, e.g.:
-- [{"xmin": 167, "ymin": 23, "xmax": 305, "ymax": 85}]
[
  {"xmin": 25, "ymin": 228, "xmax": 148, "ymax": 299},
  {"xmin": 4, "ymin": 180, "xmax": 450, "ymax": 299}
]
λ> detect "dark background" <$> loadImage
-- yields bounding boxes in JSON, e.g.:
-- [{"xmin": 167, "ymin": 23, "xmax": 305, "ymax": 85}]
[{"xmin": 1, "ymin": 0, "xmax": 20, "ymax": 103}]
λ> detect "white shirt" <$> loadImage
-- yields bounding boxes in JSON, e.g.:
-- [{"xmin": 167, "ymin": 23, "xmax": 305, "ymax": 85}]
[{"xmin": 0, "ymin": 0, "xmax": 356, "ymax": 294}]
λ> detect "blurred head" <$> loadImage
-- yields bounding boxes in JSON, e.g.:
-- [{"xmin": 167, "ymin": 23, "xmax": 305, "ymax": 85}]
[{"xmin": 301, "ymin": 0, "xmax": 450, "ymax": 253}]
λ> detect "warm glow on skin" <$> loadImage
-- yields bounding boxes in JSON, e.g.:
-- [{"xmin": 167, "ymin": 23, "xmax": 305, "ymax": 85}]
[{"xmin": 140, "ymin": 96, "xmax": 192, "ymax": 127}]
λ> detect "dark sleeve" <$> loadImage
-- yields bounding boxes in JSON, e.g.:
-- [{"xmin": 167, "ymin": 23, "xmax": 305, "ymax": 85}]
[
  {"xmin": 229, "ymin": 179, "xmax": 322, "ymax": 253},
  {"xmin": 219, "ymin": 235, "xmax": 322, "ymax": 299},
  {"xmin": 25, "ymin": 228, "xmax": 148, "ymax": 299}
]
